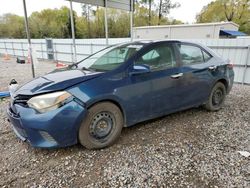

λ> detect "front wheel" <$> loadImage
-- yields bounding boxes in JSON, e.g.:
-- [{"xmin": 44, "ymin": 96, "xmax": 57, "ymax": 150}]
[
  {"xmin": 78, "ymin": 102, "xmax": 123, "ymax": 149},
  {"xmin": 204, "ymin": 82, "xmax": 226, "ymax": 111}
]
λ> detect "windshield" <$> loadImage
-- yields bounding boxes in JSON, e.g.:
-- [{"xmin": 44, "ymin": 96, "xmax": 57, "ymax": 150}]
[{"xmin": 77, "ymin": 43, "xmax": 144, "ymax": 72}]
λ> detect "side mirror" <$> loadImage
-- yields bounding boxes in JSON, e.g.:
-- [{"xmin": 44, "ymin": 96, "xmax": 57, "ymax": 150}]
[{"xmin": 130, "ymin": 64, "xmax": 150, "ymax": 76}]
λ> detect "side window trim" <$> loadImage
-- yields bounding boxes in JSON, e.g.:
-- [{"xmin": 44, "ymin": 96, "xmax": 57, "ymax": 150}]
[
  {"xmin": 201, "ymin": 49, "xmax": 212, "ymax": 62},
  {"xmin": 181, "ymin": 42, "xmax": 212, "ymax": 56}
]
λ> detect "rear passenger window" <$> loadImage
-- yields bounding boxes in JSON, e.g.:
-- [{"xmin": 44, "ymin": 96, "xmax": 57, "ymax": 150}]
[{"xmin": 179, "ymin": 44, "xmax": 211, "ymax": 65}]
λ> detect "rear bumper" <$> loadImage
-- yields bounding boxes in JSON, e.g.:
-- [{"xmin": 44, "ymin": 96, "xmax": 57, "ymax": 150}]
[{"xmin": 7, "ymin": 100, "xmax": 87, "ymax": 148}]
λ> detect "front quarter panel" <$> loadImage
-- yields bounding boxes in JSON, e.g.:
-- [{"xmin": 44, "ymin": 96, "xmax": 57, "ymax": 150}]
[{"xmin": 67, "ymin": 72, "xmax": 130, "ymax": 122}]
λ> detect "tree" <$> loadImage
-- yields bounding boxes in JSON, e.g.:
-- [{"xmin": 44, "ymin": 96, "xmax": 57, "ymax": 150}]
[
  {"xmin": 0, "ymin": 14, "xmax": 25, "ymax": 38},
  {"xmin": 108, "ymin": 9, "xmax": 130, "ymax": 37},
  {"xmin": 93, "ymin": 7, "xmax": 105, "ymax": 38},
  {"xmin": 29, "ymin": 7, "xmax": 74, "ymax": 38},
  {"xmin": 196, "ymin": 0, "xmax": 250, "ymax": 34},
  {"xmin": 81, "ymin": 4, "xmax": 93, "ymax": 37},
  {"xmin": 139, "ymin": 0, "xmax": 180, "ymax": 26},
  {"xmin": 158, "ymin": 0, "xmax": 180, "ymax": 25},
  {"xmin": 0, "ymin": 3, "xmax": 183, "ymax": 39},
  {"xmin": 140, "ymin": 0, "xmax": 155, "ymax": 25}
]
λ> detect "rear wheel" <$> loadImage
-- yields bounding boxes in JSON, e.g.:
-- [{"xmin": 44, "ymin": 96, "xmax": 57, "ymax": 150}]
[
  {"xmin": 204, "ymin": 82, "xmax": 226, "ymax": 111},
  {"xmin": 78, "ymin": 102, "xmax": 123, "ymax": 149}
]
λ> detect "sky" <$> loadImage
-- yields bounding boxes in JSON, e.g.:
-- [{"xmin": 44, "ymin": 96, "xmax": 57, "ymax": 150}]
[
  {"xmin": 0, "ymin": 0, "xmax": 214, "ymax": 23},
  {"xmin": 169, "ymin": 0, "xmax": 214, "ymax": 23}
]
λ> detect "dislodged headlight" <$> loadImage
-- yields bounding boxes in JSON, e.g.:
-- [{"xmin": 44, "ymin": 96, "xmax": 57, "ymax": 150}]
[{"xmin": 27, "ymin": 91, "xmax": 72, "ymax": 113}]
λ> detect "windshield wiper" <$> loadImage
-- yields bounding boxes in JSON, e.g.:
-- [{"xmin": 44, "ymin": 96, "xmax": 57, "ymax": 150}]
[
  {"xmin": 82, "ymin": 67, "xmax": 97, "ymax": 72},
  {"xmin": 68, "ymin": 64, "xmax": 95, "ymax": 73},
  {"xmin": 68, "ymin": 63, "xmax": 78, "ymax": 69},
  {"xmin": 82, "ymin": 67, "xmax": 91, "ymax": 71}
]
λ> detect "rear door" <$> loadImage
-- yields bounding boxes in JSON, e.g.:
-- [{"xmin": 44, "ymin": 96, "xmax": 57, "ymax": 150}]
[{"xmin": 174, "ymin": 42, "xmax": 217, "ymax": 108}]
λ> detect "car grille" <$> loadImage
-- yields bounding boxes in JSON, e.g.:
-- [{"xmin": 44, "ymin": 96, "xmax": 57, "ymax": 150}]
[
  {"xmin": 14, "ymin": 95, "xmax": 32, "ymax": 104},
  {"xmin": 9, "ymin": 95, "xmax": 32, "ymax": 114}
]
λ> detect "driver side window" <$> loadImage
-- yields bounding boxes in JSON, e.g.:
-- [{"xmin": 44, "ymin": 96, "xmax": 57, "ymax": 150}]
[{"xmin": 135, "ymin": 44, "xmax": 176, "ymax": 71}]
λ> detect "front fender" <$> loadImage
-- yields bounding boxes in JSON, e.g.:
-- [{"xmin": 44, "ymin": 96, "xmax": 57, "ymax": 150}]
[{"xmin": 67, "ymin": 86, "xmax": 128, "ymax": 126}]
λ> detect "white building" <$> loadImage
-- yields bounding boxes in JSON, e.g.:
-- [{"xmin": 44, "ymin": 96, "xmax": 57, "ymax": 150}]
[{"xmin": 133, "ymin": 22, "xmax": 247, "ymax": 39}]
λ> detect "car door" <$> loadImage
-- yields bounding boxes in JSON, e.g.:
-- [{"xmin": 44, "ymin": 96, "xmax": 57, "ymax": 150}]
[
  {"xmin": 129, "ymin": 42, "xmax": 182, "ymax": 121},
  {"xmin": 174, "ymin": 42, "xmax": 216, "ymax": 108}
]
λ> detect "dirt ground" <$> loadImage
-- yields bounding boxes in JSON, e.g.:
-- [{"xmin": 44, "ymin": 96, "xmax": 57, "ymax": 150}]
[{"xmin": 0, "ymin": 58, "xmax": 249, "ymax": 187}]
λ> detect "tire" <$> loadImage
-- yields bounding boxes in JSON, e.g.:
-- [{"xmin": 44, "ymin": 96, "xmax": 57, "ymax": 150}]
[
  {"xmin": 78, "ymin": 102, "xmax": 123, "ymax": 149},
  {"xmin": 204, "ymin": 82, "xmax": 226, "ymax": 111}
]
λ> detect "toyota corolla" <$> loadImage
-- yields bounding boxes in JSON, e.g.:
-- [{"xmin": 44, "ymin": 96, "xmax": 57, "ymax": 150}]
[{"xmin": 7, "ymin": 40, "xmax": 234, "ymax": 149}]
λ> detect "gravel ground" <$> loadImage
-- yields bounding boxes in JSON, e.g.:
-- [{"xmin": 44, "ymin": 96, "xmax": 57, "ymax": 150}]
[
  {"xmin": 0, "ymin": 57, "xmax": 55, "ymax": 91},
  {"xmin": 0, "ymin": 58, "xmax": 249, "ymax": 187}
]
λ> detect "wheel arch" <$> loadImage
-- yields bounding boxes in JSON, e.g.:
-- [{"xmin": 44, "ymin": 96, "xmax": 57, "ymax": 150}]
[
  {"xmin": 215, "ymin": 78, "xmax": 229, "ymax": 92},
  {"xmin": 205, "ymin": 78, "xmax": 229, "ymax": 103},
  {"xmin": 86, "ymin": 98, "xmax": 127, "ymax": 127}
]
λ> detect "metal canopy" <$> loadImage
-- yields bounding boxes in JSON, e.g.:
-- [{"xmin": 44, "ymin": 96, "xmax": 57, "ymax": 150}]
[{"xmin": 68, "ymin": 0, "xmax": 133, "ymax": 11}]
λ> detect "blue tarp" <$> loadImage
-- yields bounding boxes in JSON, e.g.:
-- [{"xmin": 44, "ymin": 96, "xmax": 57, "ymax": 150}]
[
  {"xmin": 0, "ymin": 91, "xmax": 10, "ymax": 98},
  {"xmin": 220, "ymin": 30, "xmax": 247, "ymax": 36}
]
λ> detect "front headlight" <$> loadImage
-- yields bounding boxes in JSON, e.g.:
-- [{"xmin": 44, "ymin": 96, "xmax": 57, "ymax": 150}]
[{"xmin": 27, "ymin": 91, "xmax": 72, "ymax": 113}]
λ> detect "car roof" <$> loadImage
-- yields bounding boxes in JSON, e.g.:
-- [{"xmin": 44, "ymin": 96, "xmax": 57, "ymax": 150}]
[
  {"xmin": 116, "ymin": 40, "xmax": 181, "ymax": 49},
  {"xmin": 126, "ymin": 39, "xmax": 201, "ymax": 46},
  {"xmin": 124, "ymin": 40, "xmax": 219, "ymax": 58}
]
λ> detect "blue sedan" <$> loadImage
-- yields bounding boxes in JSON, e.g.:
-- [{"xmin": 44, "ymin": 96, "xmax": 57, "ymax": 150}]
[{"xmin": 7, "ymin": 40, "xmax": 234, "ymax": 149}]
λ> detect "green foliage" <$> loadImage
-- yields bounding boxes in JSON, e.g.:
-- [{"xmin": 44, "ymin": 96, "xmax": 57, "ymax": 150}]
[
  {"xmin": 134, "ymin": 3, "xmax": 172, "ymax": 26},
  {"xmin": 0, "ymin": 14, "xmax": 25, "ymax": 38},
  {"xmin": 196, "ymin": 0, "xmax": 250, "ymax": 34},
  {"xmin": 0, "ymin": 2, "xmax": 182, "ymax": 39},
  {"xmin": 29, "ymin": 7, "xmax": 73, "ymax": 38}
]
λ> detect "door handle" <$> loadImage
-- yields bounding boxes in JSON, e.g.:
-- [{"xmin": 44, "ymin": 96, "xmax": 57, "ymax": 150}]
[
  {"xmin": 171, "ymin": 73, "xmax": 183, "ymax": 79},
  {"xmin": 208, "ymin": 65, "xmax": 217, "ymax": 70}
]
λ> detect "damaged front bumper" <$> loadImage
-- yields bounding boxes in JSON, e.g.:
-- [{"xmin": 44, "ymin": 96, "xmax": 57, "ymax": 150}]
[{"xmin": 7, "ymin": 100, "xmax": 87, "ymax": 148}]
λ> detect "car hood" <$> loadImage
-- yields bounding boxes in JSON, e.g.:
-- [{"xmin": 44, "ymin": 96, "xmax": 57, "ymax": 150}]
[{"xmin": 15, "ymin": 69, "xmax": 103, "ymax": 96}]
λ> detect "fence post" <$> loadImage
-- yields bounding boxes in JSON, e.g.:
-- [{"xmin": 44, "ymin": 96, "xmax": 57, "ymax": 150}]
[
  {"xmin": 242, "ymin": 45, "xmax": 250, "ymax": 85},
  {"xmin": 4, "ymin": 41, "xmax": 7, "ymax": 54},
  {"xmin": 12, "ymin": 42, "xmax": 15, "ymax": 56},
  {"xmin": 40, "ymin": 42, "xmax": 44, "ymax": 59},
  {"xmin": 90, "ymin": 43, "xmax": 93, "ymax": 54},
  {"xmin": 54, "ymin": 43, "xmax": 57, "ymax": 61},
  {"xmin": 71, "ymin": 43, "xmax": 73, "ymax": 63},
  {"xmin": 21, "ymin": 42, "xmax": 24, "ymax": 57}
]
